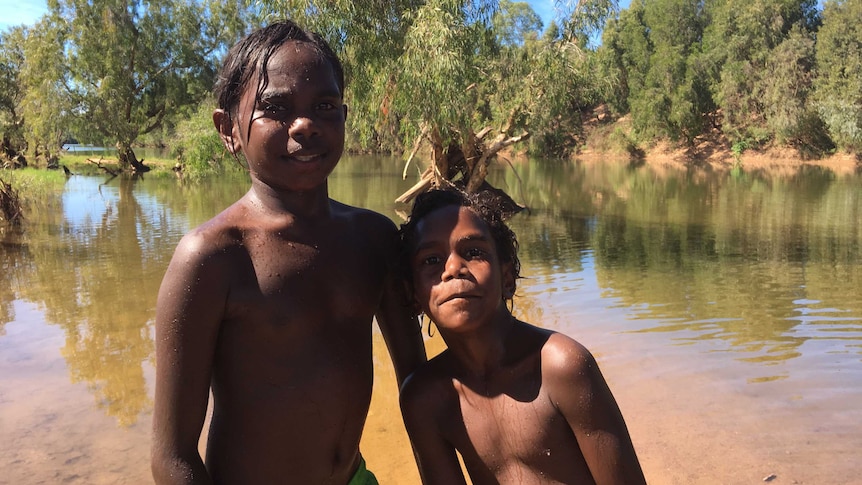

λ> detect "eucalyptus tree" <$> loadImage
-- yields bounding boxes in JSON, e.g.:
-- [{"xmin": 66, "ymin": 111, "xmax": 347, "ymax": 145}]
[
  {"xmin": 493, "ymin": 0, "xmax": 543, "ymax": 46},
  {"xmin": 256, "ymin": 0, "xmax": 617, "ymax": 202},
  {"xmin": 701, "ymin": 0, "xmax": 820, "ymax": 144},
  {"xmin": 597, "ymin": 2, "xmax": 649, "ymax": 119},
  {"xmin": 642, "ymin": 0, "xmax": 710, "ymax": 142},
  {"xmin": 22, "ymin": 0, "xmax": 248, "ymax": 172},
  {"xmin": 18, "ymin": 19, "xmax": 72, "ymax": 167},
  {"xmin": 814, "ymin": 0, "xmax": 862, "ymax": 152},
  {"xmin": 0, "ymin": 27, "xmax": 27, "ymax": 166},
  {"xmin": 760, "ymin": 25, "xmax": 831, "ymax": 154},
  {"xmin": 600, "ymin": 0, "xmax": 713, "ymax": 144}
]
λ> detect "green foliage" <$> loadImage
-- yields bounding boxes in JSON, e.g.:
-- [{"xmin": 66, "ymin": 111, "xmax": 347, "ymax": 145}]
[
  {"xmin": 0, "ymin": 167, "xmax": 66, "ymax": 224},
  {"xmin": 597, "ymin": 3, "xmax": 649, "ymax": 116},
  {"xmin": 394, "ymin": 1, "xmax": 492, "ymax": 145},
  {"xmin": 759, "ymin": 25, "xmax": 833, "ymax": 155},
  {"xmin": 171, "ymin": 98, "xmax": 245, "ymax": 180},
  {"xmin": 256, "ymin": 0, "xmax": 617, "ymax": 158},
  {"xmin": 527, "ymin": 40, "xmax": 605, "ymax": 156},
  {"xmin": 0, "ymin": 27, "xmax": 27, "ymax": 163},
  {"xmin": 702, "ymin": 0, "xmax": 820, "ymax": 141},
  {"xmin": 8, "ymin": 0, "xmax": 861, "ymax": 171},
  {"xmin": 18, "ymin": 19, "xmax": 71, "ymax": 165},
  {"xmin": 814, "ymin": 0, "xmax": 862, "ymax": 152},
  {"xmin": 599, "ymin": 0, "xmax": 712, "ymax": 143},
  {"xmin": 493, "ymin": 0, "xmax": 543, "ymax": 46},
  {"xmin": 555, "ymin": 0, "xmax": 619, "ymax": 43},
  {"xmin": 21, "ymin": 0, "xmax": 248, "ymax": 169}
]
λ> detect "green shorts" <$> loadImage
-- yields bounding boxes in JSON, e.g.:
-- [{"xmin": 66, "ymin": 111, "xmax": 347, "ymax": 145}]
[{"xmin": 347, "ymin": 456, "xmax": 378, "ymax": 485}]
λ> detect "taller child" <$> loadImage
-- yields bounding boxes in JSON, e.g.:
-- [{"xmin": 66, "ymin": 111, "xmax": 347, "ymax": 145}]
[{"xmin": 151, "ymin": 21, "xmax": 426, "ymax": 485}]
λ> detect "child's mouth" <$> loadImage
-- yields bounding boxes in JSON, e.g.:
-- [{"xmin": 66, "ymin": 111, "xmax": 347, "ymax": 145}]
[{"xmin": 291, "ymin": 154, "xmax": 322, "ymax": 162}]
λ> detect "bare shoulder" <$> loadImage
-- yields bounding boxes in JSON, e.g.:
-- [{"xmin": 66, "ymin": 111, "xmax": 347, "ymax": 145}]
[
  {"xmin": 330, "ymin": 200, "xmax": 398, "ymax": 242},
  {"xmin": 540, "ymin": 332, "xmax": 603, "ymax": 398},
  {"xmin": 161, "ymin": 200, "xmax": 253, "ymax": 291},
  {"xmin": 177, "ymin": 197, "xmax": 251, "ymax": 251}
]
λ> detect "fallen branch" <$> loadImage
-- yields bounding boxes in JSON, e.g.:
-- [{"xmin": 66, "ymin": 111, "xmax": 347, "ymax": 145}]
[{"xmin": 87, "ymin": 157, "xmax": 119, "ymax": 176}]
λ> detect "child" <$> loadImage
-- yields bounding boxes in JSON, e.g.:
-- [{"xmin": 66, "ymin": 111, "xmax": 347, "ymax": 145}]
[
  {"xmin": 399, "ymin": 188, "xmax": 645, "ymax": 485},
  {"xmin": 151, "ymin": 21, "xmax": 426, "ymax": 485}
]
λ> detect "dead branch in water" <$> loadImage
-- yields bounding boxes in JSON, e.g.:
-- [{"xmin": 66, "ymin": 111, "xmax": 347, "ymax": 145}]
[{"xmin": 87, "ymin": 157, "xmax": 119, "ymax": 176}]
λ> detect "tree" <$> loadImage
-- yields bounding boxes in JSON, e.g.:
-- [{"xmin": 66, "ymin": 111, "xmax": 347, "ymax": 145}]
[
  {"xmin": 23, "ymin": 0, "xmax": 247, "ymax": 172},
  {"xmin": 702, "ymin": 0, "xmax": 820, "ymax": 144},
  {"xmin": 258, "ymin": 0, "xmax": 616, "ymax": 204},
  {"xmin": 760, "ymin": 25, "xmax": 831, "ymax": 154},
  {"xmin": 493, "ymin": 0, "xmax": 543, "ymax": 46},
  {"xmin": 597, "ymin": 2, "xmax": 650, "ymax": 117},
  {"xmin": 0, "ymin": 27, "xmax": 28, "ymax": 167},
  {"xmin": 814, "ymin": 0, "xmax": 862, "ymax": 152},
  {"xmin": 19, "ymin": 19, "xmax": 73, "ymax": 168},
  {"xmin": 632, "ymin": 0, "xmax": 708, "ymax": 142}
]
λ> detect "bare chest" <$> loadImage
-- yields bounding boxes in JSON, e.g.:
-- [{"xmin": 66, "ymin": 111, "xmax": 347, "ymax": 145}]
[
  {"xmin": 459, "ymin": 388, "xmax": 567, "ymax": 460},
  {"xmin": 442, "ymin": 374, "xmax": 586, "ymax": 484},
  {"xmin": 226, "ymin": 232, "xmax": 385, "ymax": 325}
]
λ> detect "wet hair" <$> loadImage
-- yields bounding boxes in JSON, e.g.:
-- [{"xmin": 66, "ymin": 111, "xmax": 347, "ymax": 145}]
[
  {"xmin": 214, "ymin": 20, "xmax": 345, "ymax": 117},
  {"xmin": 399, "ymin": 188, "xmax": 522, "ymax": 300}
]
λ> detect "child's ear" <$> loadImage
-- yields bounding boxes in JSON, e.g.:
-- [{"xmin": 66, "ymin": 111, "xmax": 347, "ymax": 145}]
[
  {"xmin": 342, "ymin": 103, "xmax": 348, "ymax": 119},
  {"xmin": 213, "ymin": 109, "xmax": 240, "ymax": 155},
  {"xmin": 502, "ymin": 261, "xmax": 516, "ymax": 299}
]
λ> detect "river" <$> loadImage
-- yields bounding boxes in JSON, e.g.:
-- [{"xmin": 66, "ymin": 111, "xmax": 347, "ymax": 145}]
[{"xmin": 1, "ymin": 156, "xmax": 860, "ymax": 484}]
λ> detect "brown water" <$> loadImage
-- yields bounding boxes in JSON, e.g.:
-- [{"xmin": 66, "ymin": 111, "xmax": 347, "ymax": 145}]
[{"xmin": 1, "ymin": 157, "xmax": 861, "ymax": 484}]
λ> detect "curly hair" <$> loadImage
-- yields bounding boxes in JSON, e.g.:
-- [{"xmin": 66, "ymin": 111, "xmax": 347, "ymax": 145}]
[{"xmin": 399, "ymin": 187, "xmax": 522, "ymax": 300}]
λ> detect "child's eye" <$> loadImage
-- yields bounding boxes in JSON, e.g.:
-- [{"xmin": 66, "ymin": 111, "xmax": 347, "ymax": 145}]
[
  {"xmin": 420, "ymin": 255, "xmax": 442, "ymax": 266},
  {"xmin": 465, "ymin": 248, "xmax": 486, "ymax": 259},
  {"xmin": 261, "ymin": 102, "xmax": 287, "ymax": 114},
  {"xmin": 316, "ymin": 102, "xmax": 336, "ymax": 110}
]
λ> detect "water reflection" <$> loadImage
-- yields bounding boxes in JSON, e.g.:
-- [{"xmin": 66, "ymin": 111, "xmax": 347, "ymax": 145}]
[
  {"xmin": 1, "ymin": 156, "xmax": 861, "ymax": 483},
  {"xmin": 572, "ymin": 161, "xmax": 862, "ymax": 366}
]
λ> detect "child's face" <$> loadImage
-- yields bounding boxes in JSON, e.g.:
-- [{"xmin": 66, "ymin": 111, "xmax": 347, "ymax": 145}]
[
  {"xmin": 225, "ymin": 41, "xmax": 346, "ymax": 192},
  {"xmin": 410, "ymin": 205, "xmax": 513, "ymax": 333}
]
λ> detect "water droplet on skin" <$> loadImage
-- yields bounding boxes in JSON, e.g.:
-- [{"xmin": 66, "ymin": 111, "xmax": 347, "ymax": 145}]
[{"xmin": 543, "ymin": 448, "xmax": 551, "ymax": 456}]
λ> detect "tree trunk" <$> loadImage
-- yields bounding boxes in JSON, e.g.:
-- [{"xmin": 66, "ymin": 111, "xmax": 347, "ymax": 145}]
[
  {"xmin": 396, "ymin": 125, "xmax": 529, "ymax": 219},
  {"xmin": 1, "ymin": 136, "xmax": 27, "ymax": 169},
  {"xmin": 117, "ymin": 143, "xmax": 150, "ymax": 173}
]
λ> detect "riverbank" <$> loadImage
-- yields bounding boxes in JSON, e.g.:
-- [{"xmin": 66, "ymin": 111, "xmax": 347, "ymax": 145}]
[{"xmin": 576, "ymin": 117, "xmax": 861, "ymax": 176}]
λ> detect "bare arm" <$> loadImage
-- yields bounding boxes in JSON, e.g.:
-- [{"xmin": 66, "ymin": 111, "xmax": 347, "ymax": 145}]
[
  {"xmin": 374, "ymin": 218, "xmax": 426, "ymax": 386},
  {"xmin": 546, "ymin": 335, "xmax": 646, "ymax": 485},
  {"xmin": 400, "ymin": 373, "xmax": 468, "ymax": 485},
  {"xmin": 151, "ymin": 233, "xmax": 228, "ymax": 485}
]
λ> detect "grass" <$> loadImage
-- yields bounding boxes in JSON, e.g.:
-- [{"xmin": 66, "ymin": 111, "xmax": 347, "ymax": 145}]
[
  {"xmin": 59, "ymin": 153, "xmax": 178, "ymax": 176},
  {"xmin": 0, "ymin": 168, "xmax": 67, "ymax": 225}
]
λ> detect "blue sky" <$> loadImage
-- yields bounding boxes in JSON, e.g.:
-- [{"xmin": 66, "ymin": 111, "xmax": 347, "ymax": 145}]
[
  {"xmin": 0, "ymin": 0, "xmax": 48, "ymax": 31},
  {"xmin": 2, "ymin": 1, "xmax": 564, "ymax": 33}
]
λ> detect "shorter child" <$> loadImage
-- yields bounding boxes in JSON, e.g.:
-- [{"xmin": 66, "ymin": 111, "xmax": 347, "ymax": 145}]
[{"xmin": 399, "ymin": 188, "xmax": 645, "ymax": 485}]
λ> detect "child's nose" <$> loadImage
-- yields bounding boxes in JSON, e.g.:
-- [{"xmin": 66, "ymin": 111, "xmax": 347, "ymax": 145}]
[
  {"xmin": 288, "ymin": 116, "xmax": 319, "ymax": 139},
  {"xmin": 442, "ymin": 253, "xmax": 467, "ymax": 281}
]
